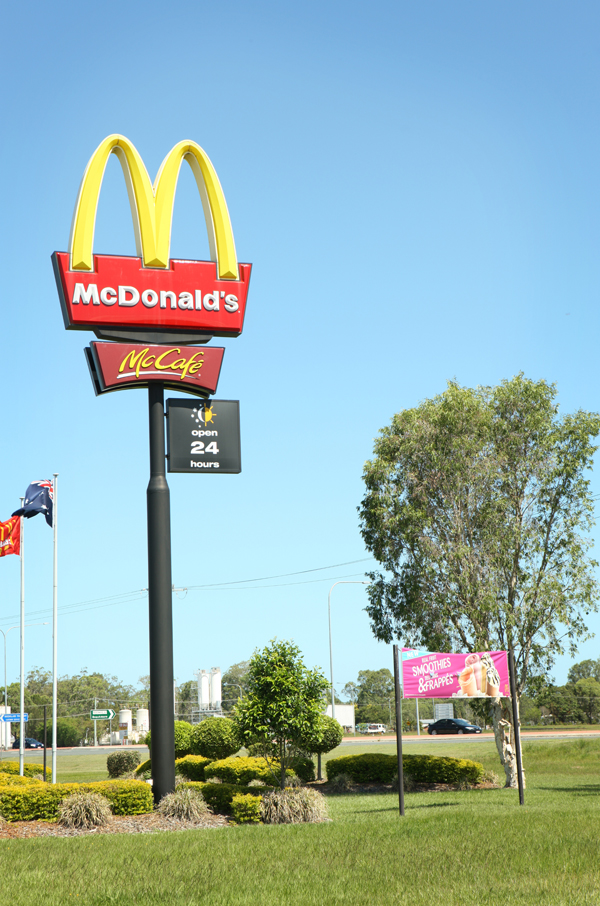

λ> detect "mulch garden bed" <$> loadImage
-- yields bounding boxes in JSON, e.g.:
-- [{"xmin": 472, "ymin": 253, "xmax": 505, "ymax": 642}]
[{"xmin": 0, "ymin": 811, "xmax": 228, "ymax": 839}]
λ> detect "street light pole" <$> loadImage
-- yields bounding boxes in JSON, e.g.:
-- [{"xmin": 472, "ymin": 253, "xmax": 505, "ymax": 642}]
[{"xmin": 328, "ymin": 581, "xmax": 369, "ymax": 721}]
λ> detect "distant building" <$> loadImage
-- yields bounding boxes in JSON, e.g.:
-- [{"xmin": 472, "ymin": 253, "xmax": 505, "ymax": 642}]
[{"xmin": 325, "ymin": 704, "xmax": 355, "ymax": 733}]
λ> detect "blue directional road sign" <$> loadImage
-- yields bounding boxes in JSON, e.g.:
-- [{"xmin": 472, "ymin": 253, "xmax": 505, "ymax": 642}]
[{"xmin": 2, "ymin": 714, "xmax": 28, "ymax": 722}]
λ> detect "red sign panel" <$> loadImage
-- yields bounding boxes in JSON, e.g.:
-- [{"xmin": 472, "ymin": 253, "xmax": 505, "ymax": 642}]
[
  {"xmin": 88, "ymin": 342, "xmax": 225, "ymax": 396},
  {"xmin": 53, "ymin": 253, "xmax": 251, "ymax": 338}
]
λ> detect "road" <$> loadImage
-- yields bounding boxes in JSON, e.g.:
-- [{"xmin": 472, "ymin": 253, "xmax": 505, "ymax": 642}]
[
  {"xmin": 342, "ymin": 729, "xmax": 600, "ymax": 745},
  {"xmin": 1, "ymin": 729, "xmax": 598, "ymax": 761}
]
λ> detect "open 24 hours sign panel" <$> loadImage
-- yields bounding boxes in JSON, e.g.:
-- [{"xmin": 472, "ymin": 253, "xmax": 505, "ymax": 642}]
[{"xmin": 167, "ymin": 399, "xmax": 241, "ymax": 473}]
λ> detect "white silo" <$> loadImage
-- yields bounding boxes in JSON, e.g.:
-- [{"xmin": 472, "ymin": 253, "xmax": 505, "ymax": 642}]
[
  {"xmin": 210, "ymin": 668, "xmax": 221, "ymax": 710},
  {"xmin": 136, "ymin": 709, "xmax": 149, "ymax": 735},
  {"xmin": 119, "ymin": 709, "xmax": 132, "ymax": 744},
  {"xmin": 199, "ymin": 670, "xmax": 210, "ymax": 710}
]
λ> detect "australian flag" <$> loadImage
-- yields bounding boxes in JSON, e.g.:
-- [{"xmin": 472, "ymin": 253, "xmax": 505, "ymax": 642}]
[{"xmin": 12, "ymin": 480, "xmax": 54, "ymax": 527}]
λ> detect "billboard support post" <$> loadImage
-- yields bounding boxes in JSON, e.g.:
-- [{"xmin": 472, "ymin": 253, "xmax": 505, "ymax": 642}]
[
  {"xmin": 147, "ymin": 383, "xmax": 175, "ymax": 803},
  {"xmin": 508, "ymin": 647, "xmax": 525, "ymax": 805},
  {"xmin": 392, "ymin": 644, "xmax": 405, "ymax": 816}
]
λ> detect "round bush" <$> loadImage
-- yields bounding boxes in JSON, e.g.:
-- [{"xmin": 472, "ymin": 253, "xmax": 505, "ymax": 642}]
[
  {"xmin": 58, "ymin": 791, "xmax": 112, "ymax": 829},
  {"xmin": 106, "ymin": 751, "xmax": 141, "ymax": 778},
  {"xmin": 173, "ymin": 721, "xmax": 194, "ymax": 758},
  {"xmin": 190, "ymin": 717, "xmax": 240, "ymax": 760},
  {"xmin": 312, "ymin": 716, "xmax": 344, "ymax": 755},
  {"xmin": 157, "ymin": 788, "xmax": 210, "ymax": 821}
]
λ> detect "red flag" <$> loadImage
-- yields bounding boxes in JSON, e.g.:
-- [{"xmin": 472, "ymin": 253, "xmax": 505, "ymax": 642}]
[{"xmin": 0, "ymin": 515, "xmax": 20, "ymax": 557}]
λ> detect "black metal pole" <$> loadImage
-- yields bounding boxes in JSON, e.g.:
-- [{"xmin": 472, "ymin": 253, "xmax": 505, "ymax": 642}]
[
  {"xmin": 392, "ymin": 644, "xmax": 405, "ymax": 816},
  {"xmin": 508, "ymin": 647, "xmax": 525, "ymax": 806},
  {"xmin": 147, "ymin": 384, "xmax": 175, "ymax": 804},
  {"xmin": 43, "ymin": 705, "xmax": 47, "ymax": 782}
]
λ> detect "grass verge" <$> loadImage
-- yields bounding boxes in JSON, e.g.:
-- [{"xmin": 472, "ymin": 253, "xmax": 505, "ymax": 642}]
[{"xmin": 1, "ymin": 739, "xmax": 599, "ymax": 904}]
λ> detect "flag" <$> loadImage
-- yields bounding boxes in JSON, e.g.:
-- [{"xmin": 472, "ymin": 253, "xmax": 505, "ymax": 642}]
[
  {"xmin": 12, "ymin": 480, "xmax": 54, "ymax": 527},
  {"xmin": 0, "ymin": 515, "xmax": 21, "ymax": 557}
]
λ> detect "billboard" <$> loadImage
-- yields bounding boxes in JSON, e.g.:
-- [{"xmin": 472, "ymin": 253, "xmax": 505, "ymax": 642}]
[
  {"xmin": 401, "ymin": 648, "xmax": 510, "ymax": 699},
  {"xmin": 85, "ymin": 342, "xmax": 225, "ymax": 397},
  {"xmin": 52, "ymin": 135, "xmax": 251, "ymax": 341}
]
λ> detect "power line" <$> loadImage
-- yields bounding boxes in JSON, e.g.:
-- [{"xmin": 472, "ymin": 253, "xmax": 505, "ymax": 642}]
[{"xmin": 0, "ymin": 557, "xmax": 375, "ymax": 626}]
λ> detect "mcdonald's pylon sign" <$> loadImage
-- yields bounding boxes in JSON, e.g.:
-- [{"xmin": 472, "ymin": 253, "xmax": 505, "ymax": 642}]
[{"xmin": 52, "ymin": 135, "xmax": 251, "ymax": 342}]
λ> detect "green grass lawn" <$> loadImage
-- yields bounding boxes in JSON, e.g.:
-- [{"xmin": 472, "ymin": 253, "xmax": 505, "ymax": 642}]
[{"xmin": 1, "ymin": 739, "xmax": 599, "ymax": 905}]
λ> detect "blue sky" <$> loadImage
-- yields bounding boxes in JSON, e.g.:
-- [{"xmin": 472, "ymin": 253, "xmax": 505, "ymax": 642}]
[{"xmin": 1, "ymin": 1, "xmax": 599, "ymax": 696}]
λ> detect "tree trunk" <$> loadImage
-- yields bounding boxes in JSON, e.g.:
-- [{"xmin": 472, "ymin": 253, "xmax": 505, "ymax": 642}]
[
  {"xmin": 280, "ymin": 741, "xmax": 286, "ymax": 790},
  {"xmin": 491, "ymin": 698, "xmax": 526, "ymax": 789},
  {"xmin": 318, "ymin": 752, "xmax": 322, "ymax": 781}
]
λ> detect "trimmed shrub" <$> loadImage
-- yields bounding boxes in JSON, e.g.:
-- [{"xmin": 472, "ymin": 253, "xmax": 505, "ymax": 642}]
[
  {"xmin": 325, "ymin": 753, "xmax": 483, "ymax": 785},
  {"xmin": 206, "ymin": 756, "xmax": 277, "ymax": 786},
  {"xmin": 231, "ymin": 793, "xmax": 262, "ymax": 824},
  {"xmin": 157, "ymin": 788, "xmax": 210, "ymax": 821},
  {"xmin": 135, "ymin": 758, "xmax": 151, "ymax": 777},
  {"xmin": 261, "ymin": 788, "xmax": 328, "ymax": 824},
  {"xmin": 190, "ymin": 717, "xmax": 240, "ymax": 760},
  {"xmin": 290, "ymin": 756, "xmax": 316, "ymax": 783},
  {"xmin": 58, "ymin": 791, "xmax": 112, "ymax": 828},
  {"xmin": 175, "ymin": 755, "xmax": 213, "ymax": 782},
  {"xmin": 179, "ymin": 781, "xmax": 254, "ymax": 815},
  {"xmin": 174, "ymin": 721, "xmax": 194, "ymax": 758},
  {"xmin": 0, "ymin": 779, "xmax": 152, "ymax": 822},
  {"xmin": 106, "ymin": 751, "xmax": 141, "ymax": 778},
  {"xmin": 403, "ymin": 754, "xmax": 484, "ymax": 785},
  {"xmin": 207, "ymin": 756, "xmax": 298, "ymax": 787},
  {"xmin": 0, "ymin": 774, "xmax": 42, "ymax": 788},
  {"xmin": 0, "ymin": 762, "xmax": 45, "ymax": 779},
  {"xmin": 325, "ymin": 753, "xmax": 396, "ymax": 783}
]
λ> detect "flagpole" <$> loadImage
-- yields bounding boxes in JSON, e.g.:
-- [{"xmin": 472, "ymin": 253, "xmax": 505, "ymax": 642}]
[
  {"xmin": 19, "ymin": 500, "xmax": 24, "ymax": 777},
  {"xmin": 52, "ymin": 474, "xmax": 58, "ymax": 784}
]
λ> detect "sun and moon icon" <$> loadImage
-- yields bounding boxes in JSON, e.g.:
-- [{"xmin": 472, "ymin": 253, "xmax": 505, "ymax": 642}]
[{"xmin": 190, "ymin": 404, "xmax": 216, "ymax": 426}]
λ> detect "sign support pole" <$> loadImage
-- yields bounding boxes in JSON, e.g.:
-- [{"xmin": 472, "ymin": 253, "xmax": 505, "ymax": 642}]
[
  {"xmin": 392, "ymin": 644, "xmax": 405, "ymax": 816},
  {"xmin": 19, "ymin": 504, "xmax": 24, "ymax": 777},
  {"xmin": 52, "ymin": 474, "xmax": 58, "ymax": 784},
  {"xmin": 508, "ymin": 646, "xmax": 525, "ymax": 805},
  {"xmin": 147, "ymin": 383, "xmax": 175, "ymax": 804}
]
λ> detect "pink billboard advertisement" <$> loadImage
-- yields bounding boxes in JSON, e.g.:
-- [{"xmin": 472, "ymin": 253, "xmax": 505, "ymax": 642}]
[{"xmin": 402, "ymin": 648, "xmax": 511, "ymax": 699}]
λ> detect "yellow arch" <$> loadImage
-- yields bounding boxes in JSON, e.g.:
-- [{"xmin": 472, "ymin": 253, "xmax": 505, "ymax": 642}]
[{"xmin": 69, "ymin": 134, "xmax": 239, "ymax": 279}]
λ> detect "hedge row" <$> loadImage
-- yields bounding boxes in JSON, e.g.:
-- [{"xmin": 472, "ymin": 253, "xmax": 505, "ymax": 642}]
[
  {"xmin": 0, "ymin": 762, "xmax": 44, "ymax": 779},
  {"xmin": 0, "ymin": 778, "xmax": 153, "ymax": 822},
  {"xmin": 325, "ymin": 753, "xmax": 484, "ymax": 785}
]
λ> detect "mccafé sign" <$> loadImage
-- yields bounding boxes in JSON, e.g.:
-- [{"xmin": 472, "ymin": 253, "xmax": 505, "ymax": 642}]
[
  {"xmin": 86, "ymin": 342, "xmax": 225, "ymax": 396},
  {"xmin": 53, "ymin": 135, "xmax": 251, "ymax": 340}
]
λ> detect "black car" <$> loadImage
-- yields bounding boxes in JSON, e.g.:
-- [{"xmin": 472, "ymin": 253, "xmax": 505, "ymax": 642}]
[
  {"xmin": 427, "ymin": 718, "xmax": 482, "ymax": 735},
  {"xmin": 12, "ymin": 737, "xmax": 44, "ymax": 749}
]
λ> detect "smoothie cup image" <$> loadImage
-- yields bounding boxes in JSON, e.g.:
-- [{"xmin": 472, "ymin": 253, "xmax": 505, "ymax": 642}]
[
  {"xmin": 486, "ymin": 680, "xmax": 500, "ymax": 697},
  {"xmin": 465, "ymin": 654, "xmax": 482, "ymax": 692},
  {"xmin": 458, "ymin": 666, "xmax": 477, "ymax": 696}
]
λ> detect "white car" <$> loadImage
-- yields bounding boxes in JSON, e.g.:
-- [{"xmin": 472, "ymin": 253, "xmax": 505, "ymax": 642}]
[{"xmin": 365, "ymin": 724, "xmax": 387, "ymax": 735}]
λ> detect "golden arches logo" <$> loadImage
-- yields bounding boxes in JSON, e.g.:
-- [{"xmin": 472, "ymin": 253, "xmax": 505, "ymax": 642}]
[{"xmin": 69, "ymin": 134, "xmax": 239, "ymax": 280}]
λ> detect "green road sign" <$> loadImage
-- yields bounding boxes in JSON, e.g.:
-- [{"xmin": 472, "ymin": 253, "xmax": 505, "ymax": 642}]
[{"xmin": 90, "ymin": 709, "xmax": 116, "ymax": 720}]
